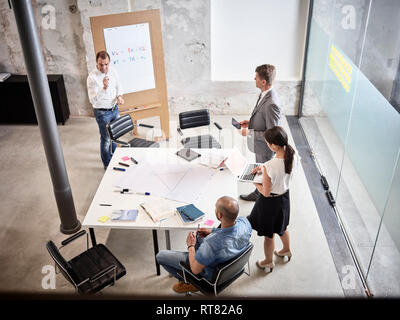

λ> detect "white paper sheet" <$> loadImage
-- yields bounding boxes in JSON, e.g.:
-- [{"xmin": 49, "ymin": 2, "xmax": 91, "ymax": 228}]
[{"xmin": 115, "ymin": 163, "xmax": 216, "ymax": 203}]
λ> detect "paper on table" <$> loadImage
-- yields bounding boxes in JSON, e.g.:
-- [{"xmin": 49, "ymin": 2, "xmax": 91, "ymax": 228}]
[
  {"xmin": 167, "ymin": 166, "xmax": 215, "ymax": 203},
  {"xmin": 198, "ymin": 149, "xmax": 228, "ymax": 168},
  {"xmin": 111, "ymin": 209, "xmax": 138, "ymax": 221},
  {"xmin": 98, "ymin": 216, "xmax": 110, "ymax": 223},
  {"xmin": 115, "ymin": 164, "xmax": 171, "ymax": 196},
  {"xmin": 115, "ymin": 163, "xmax": 216, "ymax": 204}
]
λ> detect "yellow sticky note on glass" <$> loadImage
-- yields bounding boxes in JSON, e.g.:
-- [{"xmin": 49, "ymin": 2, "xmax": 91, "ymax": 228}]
[{"xmin": 98, "ymin": 216, "xmax": 110, "ymax": 223}]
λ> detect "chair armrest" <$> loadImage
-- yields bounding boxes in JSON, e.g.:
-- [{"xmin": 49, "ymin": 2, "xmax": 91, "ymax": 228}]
[
  {"xmin": 90, "ymin": 265, "xmax": 117, "ymax": 282},
  {"xmin": 179, "ymin": 261, "xmax": 203, "ymax": 281},
  {"xmin": 61, "ymin": 230, "xmax": 87, "ymax": 247},
  {"xmin": 213, "ymin": 122, "xmax": 222, "ymax": 130},
  {"xmin": 114, "ymin": 139, "xmax": 130, "ymax": 147},
  {"xmin": 75, "ymin": 265, "xmax": 117, "ymax": 289}
]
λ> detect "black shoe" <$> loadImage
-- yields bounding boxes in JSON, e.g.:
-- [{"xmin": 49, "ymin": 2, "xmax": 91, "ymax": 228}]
[{"xmin": 240, "ymin": 191, "xmax": 258, "ymax": 201}]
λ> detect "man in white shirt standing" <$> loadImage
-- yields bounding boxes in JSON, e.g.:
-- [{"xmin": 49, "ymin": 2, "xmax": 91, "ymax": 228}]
[
  {"xmin": 238, "ymin": 64, "xmax": 282, "ymax": 201},
  {"xmin": 87, "ymin": 51, "xmax": 125, "ymax": 169}
]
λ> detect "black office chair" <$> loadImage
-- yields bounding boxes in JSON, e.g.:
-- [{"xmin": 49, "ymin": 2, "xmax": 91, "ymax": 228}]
[
  {"xmin": 177, "ymin": 109, "xmax": 222, "ymax": 149},
  {"xmin": 177, "ymin": 242, "xmax": 253, "ymax": 296},
  {"xmin": 46, "ymin": 230, "xmax": 126, "ymax": 294},
  {"xmin": 107, "ymin": 114, "xmax": 159, "ymax": 151}
]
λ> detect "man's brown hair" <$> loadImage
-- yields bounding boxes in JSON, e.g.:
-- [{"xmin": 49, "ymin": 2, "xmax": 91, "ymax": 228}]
[
  {"xmin": 255, "ymin": 64, "xmax": 276, "ymax": 85},
  {"xmin": 96, "ymin": 50, "xmax": 110, "ymax": 62}
]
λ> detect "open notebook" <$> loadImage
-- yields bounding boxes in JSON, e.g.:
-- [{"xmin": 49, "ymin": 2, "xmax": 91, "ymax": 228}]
[{"xmin": 140, "ymin": 200, "xmax": 176, "ymax": 223}]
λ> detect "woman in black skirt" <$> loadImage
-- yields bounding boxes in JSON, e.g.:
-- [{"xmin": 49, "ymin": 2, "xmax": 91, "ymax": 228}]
[{"xmin": 247, "ymin": 126, "xmax": 299, "ymax": 272}]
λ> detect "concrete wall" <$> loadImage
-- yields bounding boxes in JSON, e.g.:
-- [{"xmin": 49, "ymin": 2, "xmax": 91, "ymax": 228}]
[
  {"xmin": 132, "ymin": 0, "xmax": 301, "ymax": 116},
  {"xmin": 0, "ymin": 0, "xmax": 303, "ymax": 117},
  {"xmin": 0, "ymin": 0, "xmax": 91, "ymax": 116}
]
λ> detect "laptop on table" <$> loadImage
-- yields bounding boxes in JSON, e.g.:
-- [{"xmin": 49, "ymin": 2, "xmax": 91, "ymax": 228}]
[{"xmin": 224, "ymin": 148, "xmax": 264, "ymax": 183}]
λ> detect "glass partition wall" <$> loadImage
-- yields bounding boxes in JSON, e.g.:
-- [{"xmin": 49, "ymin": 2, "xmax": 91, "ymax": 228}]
[{"xmin": 300, "ymin": 0, "xmax": 400, "ymax": 297}]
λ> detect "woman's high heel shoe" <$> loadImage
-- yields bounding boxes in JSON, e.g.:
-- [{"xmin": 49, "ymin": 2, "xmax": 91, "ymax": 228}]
[
  {"xmin": 256, "ymin": 260, "xmax": 275, "ymax": 273},
  {"xmin": 274, "ymin": 250, "xmax": 292, "ymax": 261}
]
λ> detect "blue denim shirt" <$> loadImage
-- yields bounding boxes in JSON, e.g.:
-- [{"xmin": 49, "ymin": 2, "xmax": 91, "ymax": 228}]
[{"xmin": 195, "ymin": 216, "xmax": 252, "ymax": 280}]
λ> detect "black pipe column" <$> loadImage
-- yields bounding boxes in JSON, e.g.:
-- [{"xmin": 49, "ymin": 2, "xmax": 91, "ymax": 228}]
[{"xmin": 11, "ymin": 0, "xmax": 81, "ymax": 234}]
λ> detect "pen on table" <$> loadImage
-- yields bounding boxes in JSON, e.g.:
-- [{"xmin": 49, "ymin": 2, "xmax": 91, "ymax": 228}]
[
  {"xmin": 118, "ymin": 162, "xmax": 129, "ymax": 167},
  {"xmin": 99, "ymin": 203, "xmax": 112, "ymax": 206},
  {"xmin": 113, "ymin": 167, "xmax": 126, "ymax": 172},
  {"xmin": 130, "ymin": 157, "xmax": 138, "ymax": 164},
  {"xmin": 114, "ymin": 188, "xmax": 150, "ymax": 195},
  {"xmin": 133, "ymin": 191, "xmax": 150, "ymax": 196}
]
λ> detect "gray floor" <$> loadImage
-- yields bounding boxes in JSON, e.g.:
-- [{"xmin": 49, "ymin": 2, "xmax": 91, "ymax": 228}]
[{"xmin": 0, "ymin": 115, "xmax": 345, "ymax": 298}]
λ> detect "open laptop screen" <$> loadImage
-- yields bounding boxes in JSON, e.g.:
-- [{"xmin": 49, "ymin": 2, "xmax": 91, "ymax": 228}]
[{"xmin": 224, "ymin": 149, "xmax": 247, "ymax": 177}]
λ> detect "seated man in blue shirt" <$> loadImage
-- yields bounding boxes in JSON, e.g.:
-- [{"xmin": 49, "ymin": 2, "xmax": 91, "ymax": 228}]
[{"xmin": 156, "ymin": 196, "xmax": 252, "ymax": 293}]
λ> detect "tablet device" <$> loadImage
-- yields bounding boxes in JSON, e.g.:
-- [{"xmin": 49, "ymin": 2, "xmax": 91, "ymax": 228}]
[
  {"xmin": 176, "ymin": 148, "xmax": 201, "ymax": 161},
  {"xmin": 232, "ymin": 117, "xmax": 241, "ymax": 129}
]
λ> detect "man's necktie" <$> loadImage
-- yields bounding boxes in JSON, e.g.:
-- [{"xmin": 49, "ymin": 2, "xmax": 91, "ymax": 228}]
[{"xmin": 255, "ymin": 93, "xmax": 262, "ymax": 107}]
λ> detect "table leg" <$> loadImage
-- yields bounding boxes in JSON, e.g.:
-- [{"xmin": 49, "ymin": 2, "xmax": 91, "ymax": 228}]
[
  {"xmin": 89, "ymin": 228, "xmax": 97, "ymax": 246},
  {"xmin": 165, "ymin": 230, "xmax": 171, "ymax": 250},
  {"xmin": 152, "ymin": 229, "xmax": 160, "ymax": 276}
]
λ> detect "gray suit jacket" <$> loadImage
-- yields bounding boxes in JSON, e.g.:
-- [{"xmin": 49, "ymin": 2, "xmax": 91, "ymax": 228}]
[{"xmin": 247, "ymin": 88, "xmax": 281, "ymax": 161}]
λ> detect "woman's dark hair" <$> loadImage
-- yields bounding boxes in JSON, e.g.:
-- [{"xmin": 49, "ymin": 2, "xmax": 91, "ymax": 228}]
[{"xmin": 264, "ymin": 126, "xmax": 295, "ymax": 174}]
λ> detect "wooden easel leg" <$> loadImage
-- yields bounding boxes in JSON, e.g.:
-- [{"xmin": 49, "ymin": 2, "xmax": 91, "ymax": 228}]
[{"xmin": 160, "ymin": 112, "xmax": 170, "ymax": 140}]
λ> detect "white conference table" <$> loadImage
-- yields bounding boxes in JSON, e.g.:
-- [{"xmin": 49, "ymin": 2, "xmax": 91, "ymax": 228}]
[{"xmin": 82, "ymin": 147, "xmax": 237, "ymax": 275}]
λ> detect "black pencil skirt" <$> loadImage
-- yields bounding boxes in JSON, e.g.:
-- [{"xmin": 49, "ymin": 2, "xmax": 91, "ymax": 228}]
[{"xmin": 247, "ymin": 190, "xmax": 290, "ymax": 238}]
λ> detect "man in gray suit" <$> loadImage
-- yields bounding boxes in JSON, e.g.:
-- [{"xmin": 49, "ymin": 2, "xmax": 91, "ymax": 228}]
[{"xmin": 239, "ymin": 64, "xmax": 282, "ymax": 201}]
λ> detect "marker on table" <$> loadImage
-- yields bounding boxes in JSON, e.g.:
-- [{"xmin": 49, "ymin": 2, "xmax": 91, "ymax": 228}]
[
  {"xmin": 113, "ymin": 167, "xmax": 126, "ymax": 172},
  {"xmin": 115, "ymin": 188, "xmax": 150, "ymax": 196},
  {"xmin": 134, "ymin": 191, "xmax": 150, "ymax": 196},
  {"xmin": 130, "ymin": 157, "xmax": 138, "ymax": 164},
  {"xmin": 118, "ymin": 162, "xmax": 129, "ymax": 167}
]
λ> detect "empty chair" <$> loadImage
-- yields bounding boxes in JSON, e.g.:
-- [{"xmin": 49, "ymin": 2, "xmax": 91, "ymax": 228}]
[
  {"xmin": 46, "ymin": 230, "xmax": 126, "ymax": 294},
  {"xmin": 107, "ymin": 114, "xmax": 159, "ymax": 151},
  {"xmin": 177, "ymin": 242, "xmax": 253, "ymax": 296},
  {"xmin": 177, "ymin": 109, "xmax": 222, "ymax": 149}
]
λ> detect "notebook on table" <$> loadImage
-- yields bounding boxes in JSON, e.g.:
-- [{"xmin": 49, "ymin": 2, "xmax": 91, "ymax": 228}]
[
  {"xmin": 111, "ymin": 209, "xmax": 138, "ymax": 221},
  {"xmin": 140, "ymin": 201, "xmax": 176, "ymax": 223},
  {"xmin": 176, "ymin": 204, "xmax": 205, "ymax": 224}
]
